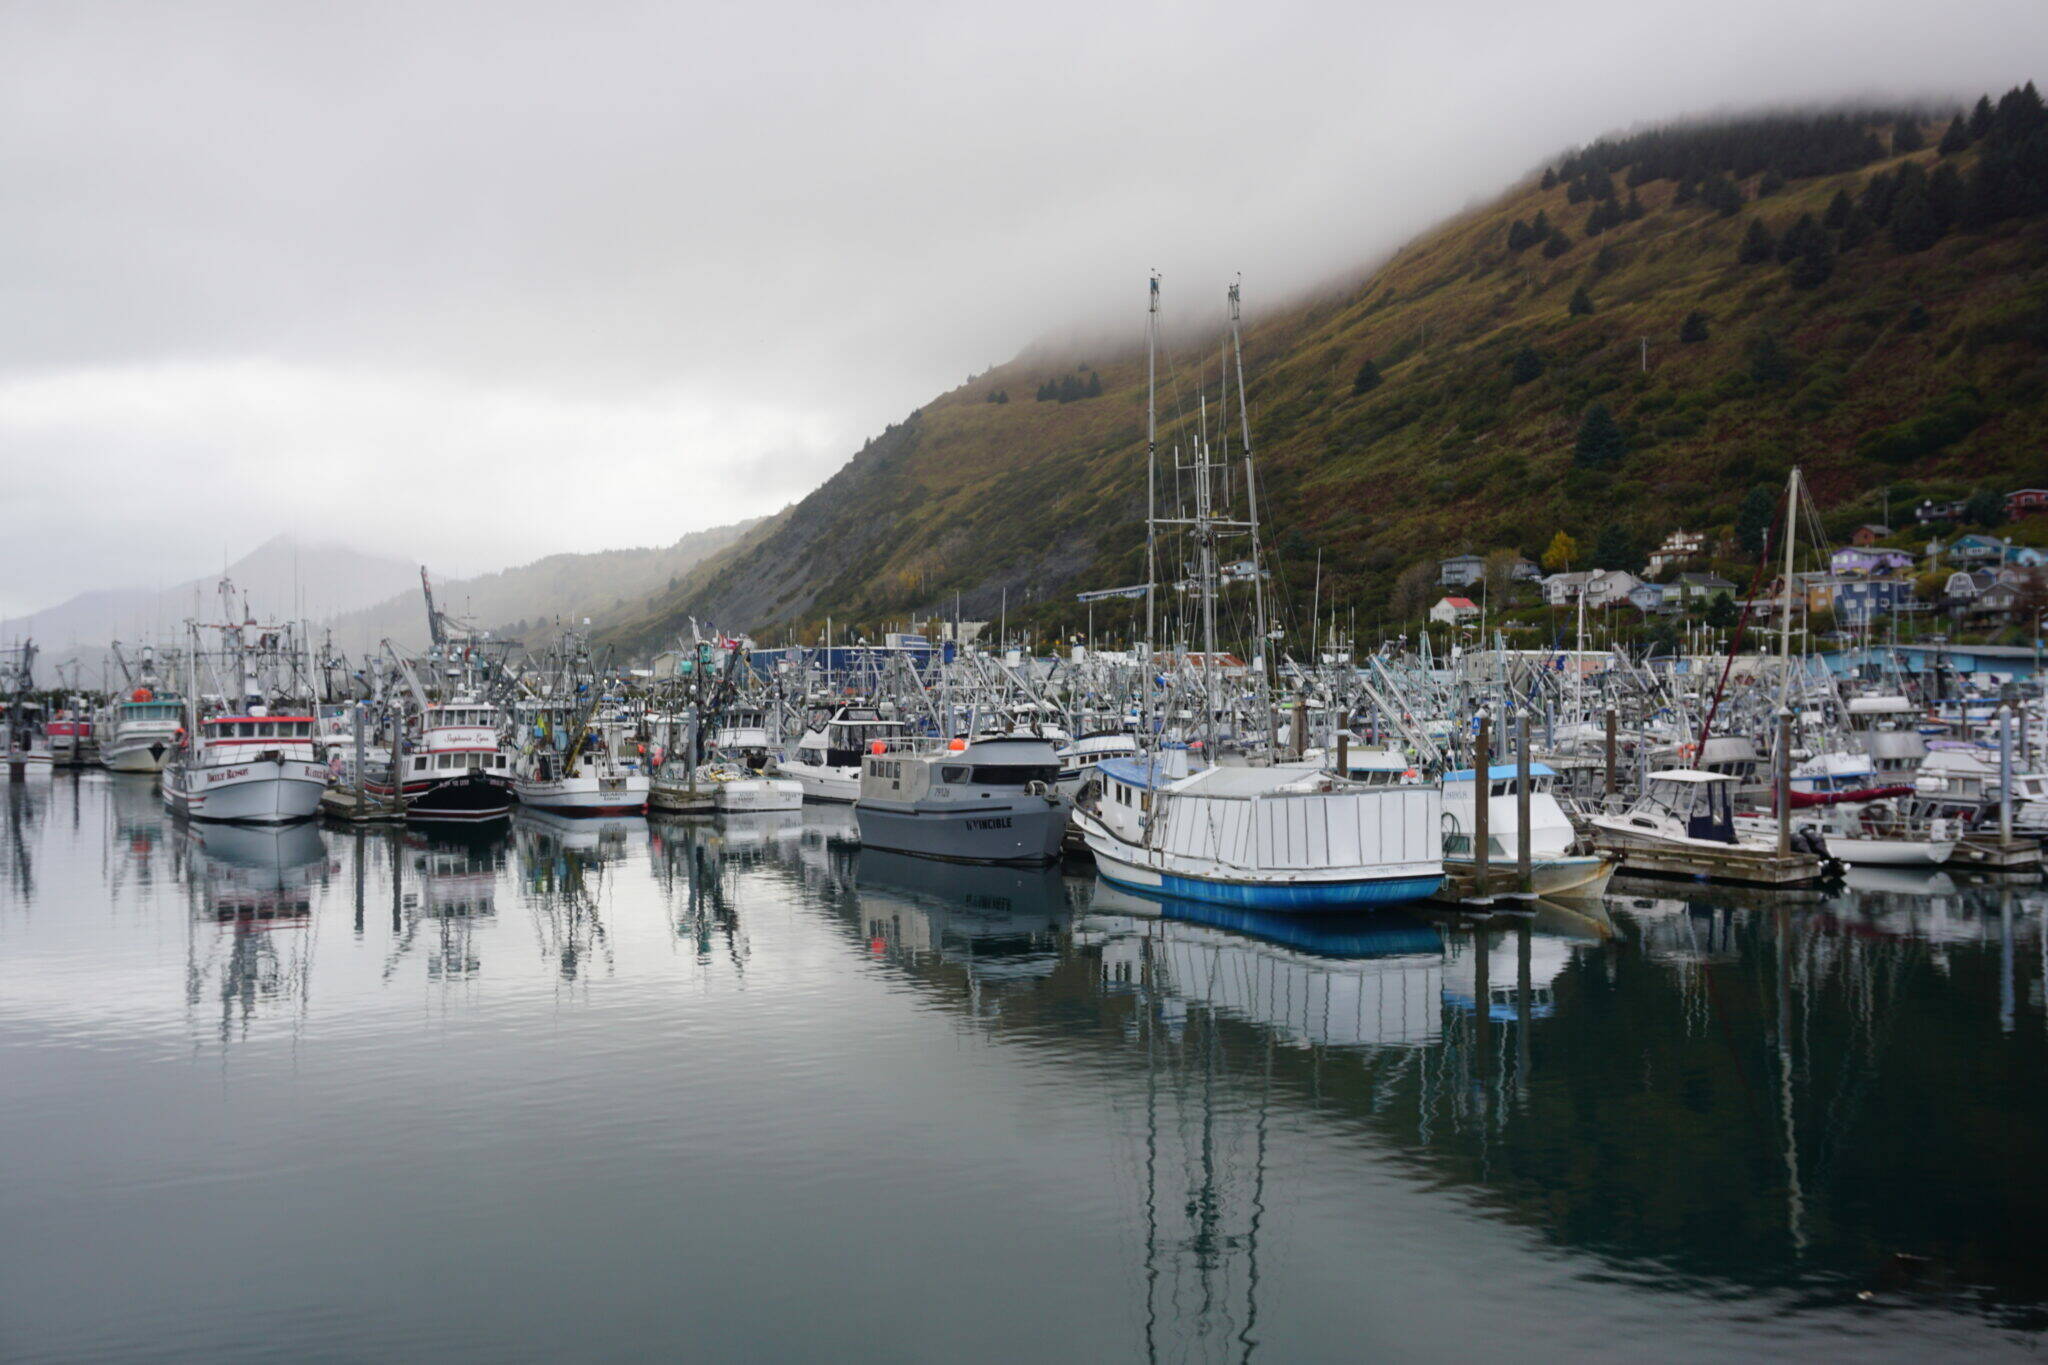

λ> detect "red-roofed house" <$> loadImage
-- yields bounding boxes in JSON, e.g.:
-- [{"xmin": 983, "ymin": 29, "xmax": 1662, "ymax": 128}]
[{"xmin": 1430, "ymin": 596, "xmax": 1481, "ymax": 625}]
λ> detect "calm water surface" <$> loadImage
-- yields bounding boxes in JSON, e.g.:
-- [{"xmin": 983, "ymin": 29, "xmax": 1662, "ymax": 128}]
[{"xmin": 3, "ymin": 773, "xmax": 2045, "ymax": 1362}]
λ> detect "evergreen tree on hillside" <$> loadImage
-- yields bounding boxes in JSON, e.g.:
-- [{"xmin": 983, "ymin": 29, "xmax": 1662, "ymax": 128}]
[
  {"xmin": 1541, "ymin": 167, "xmax": 1558, "ymax": 190},
  {"xmin": 1674, "ymin": 178, "xmax": 1698, "ymax": 205},
  {"xmin": 1927, "ymin": 162, "xmax": 1964, "ymax": 234},
  {"xmin": 1757, "ymin": 169, "xmax": 1785, "ymax": 196},
  {"xmin": 1566, "ymin": 175, "xmax": 1590, "ymax": 204},
  {"xmin": 1736, "ymin": 484, "xmax": 1777, "ymax": 555},
  {"xmin": 1035, "ymin": 381, "xmax": 1052, "ymax": 402},
  {"xmin": 1705, "ymin": 593, "xmax": 1738, "ymax": 628},
  {"xmin": 1938, "ymin": 114, "xmax": 1971, "ymax": 155},
  {"xmin": 1822, "ymin": 189, "xmax": 1852, "ymax": 229},
  {"xmin": 1085, "ymin": 371, "xmax": 1103, "ymax": 398},
  {"xmin": 1507, "ymin": 218, "xmax": 1534, "ymax": 251},
  {"xmin": 1839, "ymin": 206, "xmax": 1876, "ymax": 250},
  {"xmin": 1788, "ymin": 225, "xmax": 1835, "ymax": 290},
  {"xmin": 1568, "ymin": 285, "xmax": 1595, "ymax": 316},
  {"xmin": 1573, "ymin": 404, "xmax": 1625, "ymax": 469},
  {"xmin": 1542, "ymin": 229, "xmax": 1573, "ymax": 259},
  {"xmin": 1747, "ymin": 332, "xmax": 1793, "ymax": 386},
  {"xmin": 1966, "ymin": 488, "xmax": 2005, "ymax": 527},
  {"xmin": 1969, "ymin": 94, "xmax": 1995, "ymax": 138},
  {"xmin": 1892, "ymin": 117, "xmax": 1924, "ymax": 153},
  {"xmin": 1702, "ymin": 174, "xmax": 1744, "ymax": 216},
  {"xmin": 1592, "ymin": 521, "xmax": 1638, "ymax": 570},
  {"xmin": 1352, "ymin": 358, "xmax": 1383, "ymax": 395},
  {"xmin": 1904, "ymin": 302, "xmax": 1931, "ymax": 331},
  {"xmin": 1858, "ymin": 170, "xmax": 1897, "ymax": 225},
  {"xmin": 1531, "ymin": 209, "xmax": 1551, "ymax": 238},
  {"xmin": 1889, "ymin": 180, "xmax": 1940, "ymax": 252},
  {"xmin": 1738, "ymin": 219, "xmax": 1776, "ymax": 264},
  {"xmin": 1623, "ymin": 191, "xmax": 1646, "ymax": 221},
  {"xmin": 1508, "ymin": 346, "xmax": 1544, "ymax": 385},
  {"xmin": 1679, "ymin": 310, "xmax": 1710, "ymax": 344}
]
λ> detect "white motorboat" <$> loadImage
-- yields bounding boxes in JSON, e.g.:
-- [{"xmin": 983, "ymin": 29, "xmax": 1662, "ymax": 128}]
[
  {"xmin": 1441, "ymin": 760, "xmax": 1615, "ymax": 903},
  {"xmin": 855, "ymin": 735, "xmax": 1068, "ymax": 865},
  {"xmin": 1589, "ymin": 769, "xmax": 1829, "ymax": 885},
  {"xmin": 161, "ymin": 711, "xmax": 328, "ymax": 824},
  {"xmin": 781, "ymin": 705, "xmax": 909, "ymax": 803}
]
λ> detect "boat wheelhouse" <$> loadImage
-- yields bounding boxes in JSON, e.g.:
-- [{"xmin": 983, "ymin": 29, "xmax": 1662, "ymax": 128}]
[
  {"xmin": 369, "ymin": 699, "xmax": 515, "ymax": 821},
  {"xmin": 782, "ymin": 706, "xmax": 910, "ymax": 803},
  {"xmin": 98, "ymin": 693, "xmax": 187, "ymax": 773}
]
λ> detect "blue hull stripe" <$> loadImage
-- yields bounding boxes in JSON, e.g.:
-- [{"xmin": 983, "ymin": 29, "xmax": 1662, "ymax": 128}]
[{"xmin": 1098, "ymin": 864, "xmax": 1443, "ymax": 912}]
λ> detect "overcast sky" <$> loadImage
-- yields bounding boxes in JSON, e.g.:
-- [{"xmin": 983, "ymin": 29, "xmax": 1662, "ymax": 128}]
[{"xmin": 2, "ymin": 0, "xmax": 2042, "ymax": 618}]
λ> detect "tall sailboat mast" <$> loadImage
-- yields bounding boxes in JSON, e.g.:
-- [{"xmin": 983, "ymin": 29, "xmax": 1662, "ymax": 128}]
[
  {"xmin": 1228, "ymin": 279, "xmax": 1275, "ymax": 752},
  {"xmin": 1144, "ymin": 273, "xmax": 1160, "ymax": 746}
]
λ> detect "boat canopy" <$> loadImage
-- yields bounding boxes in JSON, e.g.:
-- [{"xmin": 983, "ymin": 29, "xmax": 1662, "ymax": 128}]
[
  {"xmin": 1444, "ymin": 762, "xmax": 1558, "ymax": 782},
  {"xmin": 1647, "ymin": 768, "xmax": 1736, "ymax": 783}
]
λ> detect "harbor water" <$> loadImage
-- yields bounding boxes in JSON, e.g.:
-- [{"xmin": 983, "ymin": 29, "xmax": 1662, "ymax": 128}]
[{"xmin": 3, "ymin": 773, "xmax": 2046, "ymax": 1361}]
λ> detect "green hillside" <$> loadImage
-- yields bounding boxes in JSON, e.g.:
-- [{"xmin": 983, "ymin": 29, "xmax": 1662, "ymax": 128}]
[{"xmin": 611, "ymin": 88, "xmax": 2048, "ymax": 652}]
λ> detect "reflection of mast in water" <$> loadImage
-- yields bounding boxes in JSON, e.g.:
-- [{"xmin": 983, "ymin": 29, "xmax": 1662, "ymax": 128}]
[
  {"xmin": 178, "ymin": 821, "xmax": 328, "ymax": 1048},
  {"xmin": 514, "ymin": 811, "xmax": 629, "ymax": 983},
  {"xmin": 1121, "ymin": 917, "xmax": 1271, "ymax": 1365},
  {"xmin": 3, "ymin": 779, "xmax": 46, "ymax": 900},
  {"xmin": 648, "ymin": 818, "xmax": 752, "ymax": 973}
]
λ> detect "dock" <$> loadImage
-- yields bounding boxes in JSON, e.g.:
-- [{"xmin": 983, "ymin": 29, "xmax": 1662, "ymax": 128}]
[{"xmin": 320, "ymin": 787, "xmax": 404, "ymax": 823}]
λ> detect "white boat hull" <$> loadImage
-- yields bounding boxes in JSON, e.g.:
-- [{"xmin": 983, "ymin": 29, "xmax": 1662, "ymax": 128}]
[
  {"xmin": 161, "ymin": 756, "xmax": 327, "ymax": 824},
  {"xmin": 515, "ymin": 773, "xmax": 649, "ymax": 815},
  {"xmin": 1822, "ymin": 835, "xmax": 1959, "ymax": 867},
  {"xmin": 715, "ymin": 778, "xmax": 804, "ymax": 813},
  {"xmin": 100, "ymin": 733, "xmax": 178, "ymax": 773},
  {"xmin": 781, "ymin": 762, "xmax": 860, "ymax": 804}
]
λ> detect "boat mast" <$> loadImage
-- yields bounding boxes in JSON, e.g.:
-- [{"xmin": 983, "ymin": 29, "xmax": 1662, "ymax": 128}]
[
  {"xmin": 1196, "ymin": 402, "xmax": 1219, "ymax": 757},
  {"xmin": 1228, "ymin": 279, "xmax": 1275, "ymax": 755},
  {"xmin": 1144, "ymin": 273, "xmax": 1159, "ymax": 748},
  {"xmin": 1778, "ymin": 465, "xmax": 1801, "ymax": 712}
]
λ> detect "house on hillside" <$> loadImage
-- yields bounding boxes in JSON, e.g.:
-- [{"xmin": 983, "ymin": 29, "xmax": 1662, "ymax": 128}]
[
  {"xmin": 1439, "ymin": 554, "xmax": 1486, "ymax": 589},
  {"xmin": 1943, "ymin": 570, "xmax": 1985, "ymax": 611},
  {"xmin": 1628, "ymin": 582, "xmax": 1672, "ymax": 614},
  {"xmin": 1974, "ymin": 580, "xmax": 2026, "ymax": 623},
  {"xmin": 1543, "ymin": 570, "xmax": 1641, "ymax": 607},
  {"xmin": 1947, "ymin": 534, "xmax": 2007, "ymax": 566},
  {"xmin": 1429, "ymin": 596, "xmax": 1480, "ymax": 626},
  {"xmin": 1850, "ymin": 524, "xmax": 1892, "ymax": 546},
  {"xmin": 1644, "ymin": 530, "xmax": 1706, "ymax": 577},
  {"xmin": 1830, "ymin": 547, "xmax": 1915, "ymax": 578},
  {"xmin": 1673, "ymin": 571, "xmax": 1738, "ymax": 607},
  {"xmin": 1509, "ymin": 556, "xmax": 1543, "ymax": 583},
  {"xmin": 1835, "ymin": 579, "xmax": 1914, "ymax": 624},
  {"xmin": 2007, "ymin": 489, "xmax": 2048, "ymax": 519},
  {"xmin": 2006, "ymin": 545, "xmax": 2048, "ymax": 568},
  {"xmin": 1917, "ymin": 498, "xmax": 1969, "ymax": 525}
]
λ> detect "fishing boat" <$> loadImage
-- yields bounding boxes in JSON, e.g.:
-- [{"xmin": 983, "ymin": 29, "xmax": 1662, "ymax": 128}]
[
  {"xmin": 1074, "ymin": 752, "xmax": 1445, "ymax": 909},
  {"xmin": 1441, "ymin": 761, "xmax": 1615, "ymax": 902},
  {"xmin": 46, "ymin": 700, "xmax": 94, "ymax": 766},
  {"xmin": 512, "ymin": 718, "xmax": 649, "ymax": 816},
  {"xmin": 98, "ymin": 689, "xmax": 187, "ymax": 773},
  {"xmin": 368, "ymin": 698, "xmax": 515, "ymax": 822},
  {"xmin": 161, "ymin": 710, "xmax": 328, "ymax": 824},
  {"xmin": 782, "ymin": 705, "xmax": 909, "ymax": 803},
  {"xmin": 855, "ymin": 734, "xmax": 1068, "ymax": 865}
]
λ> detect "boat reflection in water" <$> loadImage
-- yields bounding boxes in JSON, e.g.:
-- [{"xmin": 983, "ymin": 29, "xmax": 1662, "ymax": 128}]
[
  {"xmin": 512, "ymin": 809, "xmax": 644, "ymax": 983},
  {"xmin": 385, "ymin": 825, "xmax": 505, "ymax": 982},
  {"xmin": 178, "ymin": 819, "xmax": 331, "ymax": 1044},
  {"xmin": 855, "ymin": 849, "xmax": 1073, "ymax": 988}
]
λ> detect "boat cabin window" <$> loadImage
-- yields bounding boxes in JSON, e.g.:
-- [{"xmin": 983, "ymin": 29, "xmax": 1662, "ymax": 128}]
[
  {"xmin": 940, "ymin": 765, "xmax": 971, "ymax": 784},
  {"xmin": 969, "ymin": 764, "xmax": 1059, "ymax": 786}
]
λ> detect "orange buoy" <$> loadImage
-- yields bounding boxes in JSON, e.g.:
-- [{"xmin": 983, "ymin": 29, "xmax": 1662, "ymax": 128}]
[
  {"xmin": 948, "ymin": 738, "xmax": 967, "ymax": 752},
  {"xmin": 132, "ymin": 687, "xmax": 152, "ymax": 703},
  {"xmin": 870, "ymin": 739, "xmax": 887, "ymax": 755}
]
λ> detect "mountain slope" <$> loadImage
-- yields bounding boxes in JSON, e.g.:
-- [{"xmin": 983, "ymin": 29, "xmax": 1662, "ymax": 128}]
[
  {"xmin": 328, "ymin": 516, "xmax": 768, "ymax": 655},
  {"xmin": 1, "ymin": 536, "xmax": 420, "ymax": 656},
  {"xmin": 617, "ymin": 93, "xmax": 2048, "ymax": 652}
]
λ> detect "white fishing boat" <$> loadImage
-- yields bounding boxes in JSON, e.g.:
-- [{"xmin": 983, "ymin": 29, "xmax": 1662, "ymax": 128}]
[
  {"xmin": 1052, "ymin": 731, "xmax": 1144, "ymax": 796},
  {"xmin": 161, "ymin": 711, "xmax": 328, "ymax": 824},
  {"xmin": 1075, "ymin": 752, "xmax": 1444, "ymax": 910},
  {"xmin": 513, "ymin": 720, "xmax": 649, "ymax": 816},
  {"xmin": 781, "ymin": 705, "xmax": 909, "ymax": 803},
  {"xmin": 1441, "ymin": 761, "xmax": 1615, "ymax": 903},
  {"xmin": 703, "ymin": 761, "xmax": 803, "ymax": 812},
  {"xmin": 97, "ymin": 689, "xmax": 187, "ymax": 773}
]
